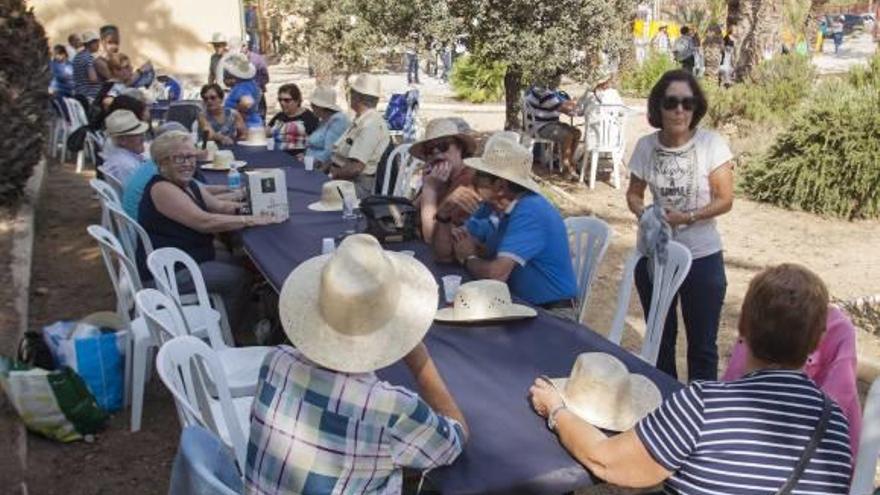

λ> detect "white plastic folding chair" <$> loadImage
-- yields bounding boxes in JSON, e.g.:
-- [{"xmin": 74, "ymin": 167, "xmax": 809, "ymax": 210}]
[
  {"xmin": 63, "ymin": 97, "xmax": 98, "ymax": 172},
  {"xmin": 89, "ymin": 179, "xmax": 121, "ymax": 232},
  {"xmin": 97, "ymin": 166, "xmax": 125, "ymax": 198},
  {"xmin": 378, "ymin": 143, "xmax": 412, "ymax": 196},
  {"xmin": 607, "ymin": 242, "xmax": 692, "ymax": 366},
  {"xmin": 521, "ymin": 94, "xmax": 557, "ymax": 170},
  {"xmin": 565, "ymin": 216, "xmax": 612, "ymax": 323},
  {"xmin": 156, "ymin": 336, "xmax": 251, "ymax": 469},
  {"xmin": 850, "ymin": 377, "xmax": 880, "ymax": 495},
  {"xmin": 147, "ymin": 247, "xmax": 269, "ymax": 396},
  {"xmin": 581, "ymin": 104, "xmax": 626, "ymax": 189},
  {"xmin": 50, "ymin": 98, "xmax": 70, "ymax": 162}
]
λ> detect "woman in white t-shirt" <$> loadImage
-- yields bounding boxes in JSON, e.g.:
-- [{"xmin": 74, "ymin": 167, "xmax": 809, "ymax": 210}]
[{"xmin": 625, "ymin": 69, "xmax": 734, "ymax": 381}]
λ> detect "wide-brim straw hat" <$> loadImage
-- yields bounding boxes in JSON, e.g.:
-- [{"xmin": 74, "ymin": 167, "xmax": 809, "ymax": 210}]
[
  {"xmin": 550, "ymin": 352, "xmax": 662, "ymax": 431},
  {"xmin": 308, "ymin": 180, "xmax": 360, "ymax": 212},
  {"xmin": 278, "ymin": 234, "xmax": 438, "ymax": 373},
  {"xmin": 310, "ymin": 86, "xmax": 341, "ymax": 112},
  {"xmin": 409, "ymin": 118, "xmax": 477, "ymax": 161},
  {"xmin": 222, "ymin": 53, "xmax": 256, "ymax": 80},
  {"xmin": 105, "ymin": 109, "xmax": 149, "ymax": 136},
  {"xmin": 208, "ymin": 32, "xmax": 228, "ymax": 45},
  {"xmin": 463, "ymin": 133, "xmax": 541, "ymax": 194},
  {"xmin": 435, "ymin": 280, "xmax": 536, "ymax": 323},
  {"xmin": 349, "ymin": 73, "xmax": 382, "ymax": 98}
]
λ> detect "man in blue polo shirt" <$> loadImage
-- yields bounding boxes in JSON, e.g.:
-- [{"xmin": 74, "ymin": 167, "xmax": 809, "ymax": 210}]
[{"xmin": 434, "ymin": 134, "xmax": 577, "ymax": 318}]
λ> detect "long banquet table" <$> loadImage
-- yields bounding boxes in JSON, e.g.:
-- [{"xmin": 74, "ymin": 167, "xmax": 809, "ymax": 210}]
[{"xmin": 203, "ymin": 146, "xmax": 682, "ymax": 494}]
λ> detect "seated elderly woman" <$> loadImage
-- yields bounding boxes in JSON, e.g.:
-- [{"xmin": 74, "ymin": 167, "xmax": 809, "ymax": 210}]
[
  {"xmin": 137, "ymin": 130, "xmax": 282, "ymax": 328},
  {"xmin": 304, "ymin": 86, "xmax": 349, "ymax": 166},
  {"xmin": 529, "ymin": 263, "xmax": 853, "ymax": 494},
  {"xmin": 267, "ymin": 83, "xmax": 319, "ymax": 156},
  {"xmin": 198, "ymin": 83, "xmax": 245, "ymax": 146}
]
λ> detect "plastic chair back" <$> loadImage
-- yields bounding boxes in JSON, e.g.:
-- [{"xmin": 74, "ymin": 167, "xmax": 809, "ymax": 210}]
[
  {"xmin": 592, "ymin": 104, "xmax": 626, "ymax": 154},
  {"xmin": 135, "ymin": 288, "xmax": 187, "ymax": 345},
  {"xmin": 87, "ymin": 225, "xmax": 143, "ymax": 326},
  {"xmin": 850, "ymin": 377, "xmax": 880, "ymax": 495},
  {"xmin": 90, "ymin": 179, "xmax": 121, "ymax": 232},
  {"xmin": 608, "ymin": 241, "xmax": 692, "ymax": 366},
  {"xmin": 166, "ymin": 101, "xmax": 202, "ymax": 131},
  {"xmin": 565, "ymin": 216, "xmax": 612, "ymax": 321},
  {"xmin": 378, "ymin": 143, "xmax": 411, "ymax": 196},
  {"xmin": 168, "ymin": 425, "xmax": 243, "ymax": 495},
  {"xmin": 106, "ymin": 202, "xmax": 153, "ymax": 266},
  {"xmin": 156, "ymin": 336, "xmax": 248, "ymax": 469},
  {"xmin": 97, "ymin": 166, "xmax": 124, "ymax": 197}
]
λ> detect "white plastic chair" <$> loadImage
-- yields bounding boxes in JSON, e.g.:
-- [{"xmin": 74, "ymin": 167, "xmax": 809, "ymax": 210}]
[
  {"xmin": 850, "ymin": 377, "xmax": 880, "ymax": 495},
  {"xmin": 378, "ymin": 143, "xmax": 412, "ymax": 196},
  {"xmin": 607, "ymin": 242, "xmax": 692, "ymax": 366},
  {"xmin": 89, "ymin": 179, "xmax": 121, "ymax": 232},
  {"xmin": 147, "ymin": 247, "xmax": 268, "ymax": 396},
  {"xmin": 581, "ymin": 104, "xmax": 626, "ymax": 189},
  {"xmin": 62, "ymin": 97, "xmax": 98, "ymax": 172},
  {"xmin": 98, "ymin": 166, "xmax": 125, "ymax": 198},
  {"xmin": 521, "ymin": 94, "xmax": 557, "ymax": 170},
  {"xmin": 50, "ymin": 98, "xmax": 70, "ymax": 162},
  {"xmin": 156, "ymin": 336, "xmax": 251, "ymax": 469},
  {"xmin": 565, "ymin": 216, "xmax": 612, "ymax": 322}
]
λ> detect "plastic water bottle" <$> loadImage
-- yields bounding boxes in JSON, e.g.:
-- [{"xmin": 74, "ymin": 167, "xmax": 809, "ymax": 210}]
[{"xmin": 227, "ymin": 166, "xmax": 241, "ymax": 191}]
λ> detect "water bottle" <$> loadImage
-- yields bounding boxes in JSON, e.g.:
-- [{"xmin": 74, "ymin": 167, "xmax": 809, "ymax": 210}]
[{"xmin": 227, "ymin": 166, "xmax": 241, "ymax": 191}]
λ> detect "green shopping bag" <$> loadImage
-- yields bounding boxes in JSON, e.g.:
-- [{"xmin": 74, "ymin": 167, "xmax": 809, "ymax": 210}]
[{"xmin": 0, "ymin": 356, "xmax": 108, "ymax": 442}]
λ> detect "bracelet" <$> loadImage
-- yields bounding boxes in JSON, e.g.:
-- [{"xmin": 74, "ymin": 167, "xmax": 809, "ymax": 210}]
[
  {"xmin": 462, "ymin": 254, "xmax": 479, "ymax": 267},
  {"xmin": 547, "ymin": 404, "xmax": 567, "ymax": 431}
]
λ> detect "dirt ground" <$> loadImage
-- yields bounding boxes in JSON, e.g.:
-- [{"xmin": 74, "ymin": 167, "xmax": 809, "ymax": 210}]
[{"xmin": 7, "ymin": 109, "xmax": 879, "ymax": 493}]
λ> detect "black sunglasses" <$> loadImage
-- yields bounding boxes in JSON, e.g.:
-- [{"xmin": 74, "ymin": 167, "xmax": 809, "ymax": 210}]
[
  {"xmin": 661, "ymin": 96, "xmax": 696, "ymax": 112},
  {"xmin": 426, "ymin": 139, "xmax": 455, "ymax": 155}
]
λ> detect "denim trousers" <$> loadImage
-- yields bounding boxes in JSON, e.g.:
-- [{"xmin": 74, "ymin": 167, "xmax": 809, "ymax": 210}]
[
  {"xmin": 405, "ymin": 53, "xmax": 419, "ymax": 84},
  {"xmin": 635, "ymin": 250, "xmax": 727, "ymax": 381}
]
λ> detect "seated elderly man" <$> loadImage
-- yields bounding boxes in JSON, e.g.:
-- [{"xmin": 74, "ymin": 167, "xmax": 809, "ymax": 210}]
[
  {"xmin": 247, "ymin": 234, "xmax": 468, "ymax": 494},
  {"xmin": 410, "ymin": 118, "xmax": 480, "ymax": 241},
  {"xmin": 529, "ymin": 263, "xmax": 853, "ymax": 494},
  {"xmin": 525, "ymin": 78, "xmax": 582, "ymax": 180},
  {"xmin": 101, "ymin": 109, "xmax": 149, "ymax": 185},
  {"xmin": 433, "ymin": 134, "xmax": 578, "ymax": 317},
  {"xmin": 323, "ymin": 73, "xmax": 391, "ymax": 197}
]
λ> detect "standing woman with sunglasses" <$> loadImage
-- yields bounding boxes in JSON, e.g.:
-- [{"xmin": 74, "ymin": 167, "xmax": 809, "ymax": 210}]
[
  {"xmin": 198, "ymin": 83, "xmax": 246, "ymax": 146},
  {"xmin": 625, "ymin": 69, "xmax": 735, "ymax": 381}
]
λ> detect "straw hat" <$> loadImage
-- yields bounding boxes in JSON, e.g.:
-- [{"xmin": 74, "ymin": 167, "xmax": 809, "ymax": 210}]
[
  {"xmin": 409, "ymin": 118, "xmax": 477, "ymax": 161},
  {"xmin": 105, "ymin": 110, "xmax": 149, "ymax": 137},
  {"xmin": 464, "ymin": 133, "xmax": 541, "ymax": 194},
  {"xmin": 208, "ymin": 32, "xmax": 228, "ymax": 45},
  {"xmin": 278, "ymin": 234, "xmax": 438, "ymax": 373},
  {"xmin": 349, "ymin": 73, "xmax": 382, "ymax": 98},
  {"xmin": 309, "ymin": 86, "xmax": 341, "ymax": 112},
  {"xmin": 222, "ymin": 53, "xmax": 256, "ymax": 80},
  {"xmin": 308, "ymin": 180, "xmax": 360, "ymax": 212},
  {"xmin": 550, "ymin": 353, "xmax": 662, "ymax": 431},
  {"xmin": 82, "ymin": 31, "xmax": 99, "ymax": 44},
  {"xmin": 435, "ymin": 280, "xmax": 536, "ymax": 323}
]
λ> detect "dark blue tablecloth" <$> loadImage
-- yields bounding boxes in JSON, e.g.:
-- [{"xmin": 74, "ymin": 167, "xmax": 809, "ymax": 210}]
[{"xmin": 203, "ymin": 146, "xmax": 683, "ymax": 495}]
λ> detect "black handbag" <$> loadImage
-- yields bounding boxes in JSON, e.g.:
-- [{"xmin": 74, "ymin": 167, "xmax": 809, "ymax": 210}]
[{"xmin": 359, "ymin": 195, "xmax": 420, "ymax": 243}]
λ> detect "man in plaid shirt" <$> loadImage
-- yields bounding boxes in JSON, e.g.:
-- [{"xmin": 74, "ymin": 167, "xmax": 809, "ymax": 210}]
[{"xmin": 245, "ymin": 234, "xmax": 469, "ymax": 494}]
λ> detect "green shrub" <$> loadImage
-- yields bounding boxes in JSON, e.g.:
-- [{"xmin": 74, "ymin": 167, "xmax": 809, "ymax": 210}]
[
  {"xmin": 450, "ymin": 55, "xmax": 506, "ymax": 103},
  {"xmin": 742, "ymin": 79, "xmax": 880, "ymax": 219},
  {"xmin": 848, "ymin": 53, "xmax": 880, "ymax": 89},
  {"xmin": 620, "ymin": 50, "xmax": 677, "ymax": 98}
]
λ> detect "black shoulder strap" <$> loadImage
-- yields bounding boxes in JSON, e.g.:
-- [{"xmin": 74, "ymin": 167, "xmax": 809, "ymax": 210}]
[{"xmin": 777, "ymin": 395, "xmax": 833, "ymax": 495}]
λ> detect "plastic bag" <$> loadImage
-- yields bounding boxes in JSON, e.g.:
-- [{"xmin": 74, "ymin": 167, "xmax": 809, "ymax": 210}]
[{"xmin": 59, "ymin": 323, "xmax": 127, "ymax": 413}]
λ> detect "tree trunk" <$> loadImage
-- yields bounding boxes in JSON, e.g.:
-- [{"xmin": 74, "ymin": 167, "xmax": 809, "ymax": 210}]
[
  {"xmin": 805, "ymin": 0, "xmax": 829, "ymax": 49},
  {"xmin": 703, "ymin": 27, "xmax": 724, "ymax": 80},
  {"xmin": 504, "ymin": 67, "xmax": 523, "ymax": 131},
  {"xmin": 727, "ymin": 0, "xmax": 783, "ymax": 80}
]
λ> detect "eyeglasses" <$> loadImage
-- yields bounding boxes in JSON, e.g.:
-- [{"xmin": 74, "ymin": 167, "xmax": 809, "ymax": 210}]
[
  {"xmin": 661, "ymin": 96, "xmax": 696, "ymax": 112},
  {"xmin": 170, "ymin": 154, "xmax": 199, "ymax": 165},
  {"xmin": 278, "ymin": 97, "xmax": 294, "ymax": 103},
  {"xmin": 426, "ymin": 140, "xmax": 454, "ymax": 155}
]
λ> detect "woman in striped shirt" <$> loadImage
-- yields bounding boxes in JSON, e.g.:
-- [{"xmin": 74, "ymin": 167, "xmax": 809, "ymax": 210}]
[{"xmin": 530, "ymin": 263, "xmax": 853, "ymax": 494}]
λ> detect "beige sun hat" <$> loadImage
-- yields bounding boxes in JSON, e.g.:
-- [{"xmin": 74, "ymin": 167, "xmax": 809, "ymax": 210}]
[
  {"xmin": 464, "ymin": 133, "xmax": 541, "ymax": 194},
  {"xmin": 308, "ymin": 180, "xmax": 360, "ymax": 212},
  {"xmin": 222, "ymin": 52, "xmax": 256, "ymax": 79},
  {"xmin": 208, "ymin": 32, "xmax": 228, "ymax": 45},
  {"xmin": 105, "ymin": 110, "xmax": 149, "ymax": 137},
  {"xmin": 409, "ymin": 118, "xmax": 477, "ymax": 161},
  {"xmin": 278, "ymin": 234, "xmax": 438, "ymax": 373},
  {"xmin": 550, "ymin": 353, "xmax": 662, "ymax": 431},
  {"xmin": 82, "ymin": 31, "xmax": 100, "ymax": 44},
  {"xmin": 310, "ymin": 86, "xmax": 341, "ymax": 112},
  {"xmin": 435, "ymin": 280, "xmax": 537, "ymax": 323},
  {"xmin": 349, "ymin": 73, "xmax": 382, "ymax": 98}
]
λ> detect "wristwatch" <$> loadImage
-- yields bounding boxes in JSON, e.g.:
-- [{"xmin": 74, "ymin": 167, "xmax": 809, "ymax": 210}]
[
  {"xmin": 462, "ymin": 254, "xmax": 479, "ymax": 267},
  {"xmin": 547, "ymin": 404, "xmax": 567, "ymax": 431}
]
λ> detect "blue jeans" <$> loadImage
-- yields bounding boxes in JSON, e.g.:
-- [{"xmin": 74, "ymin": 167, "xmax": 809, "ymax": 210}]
[
  {"xmin": 635, "ymin": 250, "xmax": 727, "ymax": 381},
  {"xmin": 405, "ymin": 53, "xmax": 419, "ymax": 84}
]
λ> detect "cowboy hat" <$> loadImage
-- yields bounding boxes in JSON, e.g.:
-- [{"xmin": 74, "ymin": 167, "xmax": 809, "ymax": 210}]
[
  {"xmin": 409, "ymin": 118, "xmax": 477, "ymax": 161},
  {"xmin": 435, "ymin": 280, "xmax": 536, "ymax": 323},
  {"xmin": 222, "ymin": 53, "xmax": 256, "ymax": 80},
  {"xmin": 309, "ymin": 86, "xmax": 341, "ymax": 112},
  {"xmin": 82, "ymin": 31, "xmax": 100, "ymax": 44},
  {"xmin": 308, "ymin": 180, "xmax": 360, "ymax": 212},
  {"xmin": 549, "ymin": 353, "xmax": 662, "ymax": 431},
  {"xmin": 349, "ymin": 73, "xmax": 382, "ymax": 98},
  {"xmin": 208, "ymin": 32, "xmax": 228, "ymax": 45},
  {"xmin": 105, "ymin": 110, "xmax": 149, "ymax": 137},
  {"xmin": 278, "ymin": 234, "xmax": 438, "ymax": 373},
  {"xmin": 464, "ymin": 133, "xmax": 541, "ymax": 194}
]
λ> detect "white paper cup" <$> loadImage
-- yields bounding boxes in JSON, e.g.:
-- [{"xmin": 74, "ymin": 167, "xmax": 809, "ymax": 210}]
[
  {"xmin": 321, "ymin": 237, "xmax": 335, "ymax": 255},
  {"xmin": 304, "ymin": 155, "xmax": 315, "ymax": 171},
  {"xmin": 266, "ymin": 139, "xmax": 275, "ymax": 151},
  {"xmin": 441, "ymin": 275, "xmax": 462, "ymax": 304}
]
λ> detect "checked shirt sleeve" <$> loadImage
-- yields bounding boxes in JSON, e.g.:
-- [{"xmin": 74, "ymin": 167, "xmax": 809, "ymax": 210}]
[{"xmin": 388, "ymin": 393, "xmax": 465, "ymax": 471}]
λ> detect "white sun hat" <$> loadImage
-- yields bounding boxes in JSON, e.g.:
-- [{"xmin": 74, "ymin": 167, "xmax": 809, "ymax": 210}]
[
  {"xmin": 222, "ymin": 52, "xmax": 256, "ymax": 80},
  {"xmin": 208, "ymin": 32, "xmax": 228, "ymax": 45},
  {"xmin": 409, "ymin": 118, "xmax": 477, "ymax": 161},
  {"xmin": 464, "ymin": 132, "xmax": 541, "ymax": 194},
  {"xmin": 349, "ymin": 73, "xmax": 382, "ymax": 98},
  {"xmin": 278, "ymin": 234, "xmax": 438, "ymax": 373},
  {"xmin": 309, "ymin": 86, "xmax": 341, "ymax": 112},
  {"xmin": 435, "ymin": 279, "xmax": 537, "ymax": 323},
  {"xmin": 549, "ymin": 352, "xmax": 662, "ymax": 431},
  {"xmin": 105, "ymin": 110, "xmax": 149, "ymax": 137},
  {"xmin": 307, "ymin": 180, "xmax": 360, "ymax": 212}
]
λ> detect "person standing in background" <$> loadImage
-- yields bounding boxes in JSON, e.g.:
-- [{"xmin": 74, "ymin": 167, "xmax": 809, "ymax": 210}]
[
  {"xmin": 405, "ymin": 32, "xmax": 420, "ymax": 85},
  {"xmin": 66, "ymin": 33, "xmax": 82, "ymax": 59},
  {"xmin": 245, "ymin": 3, "xmax": 260, "ymax": 53},
  {"xmin": 72, "ymin": 31, "xmax": 102, "ymax": 104},
  {"xmin": 207, "ymin": 33, "xmax": 228, "ymax": 85},
  {"xmin": 242, "ymin": 42, "xmax": 269, "ymax": 121},
  {"xmin": 50, "ymin": 45, "xmax": 75, "ymax": 98}
]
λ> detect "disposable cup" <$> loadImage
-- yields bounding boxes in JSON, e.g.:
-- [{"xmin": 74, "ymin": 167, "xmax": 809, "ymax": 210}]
[
  {"xmin": 441, "ymin": 275, "xmax": 462, "ymax": 304},
  {"xmin": 321, "ymin": 237, "xmax": 335, "ymax": 255},
  {"xmin": 304, "ymin": 156, "xmax": 315, "ymax": 171},
  {"xmin": 266, "ymin": 139, "xmax": 275, "ymax": 151}
]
